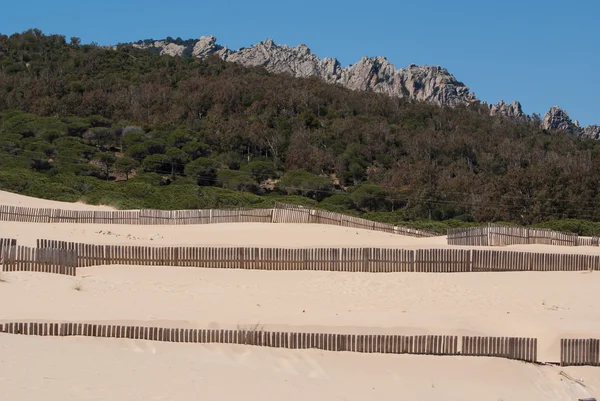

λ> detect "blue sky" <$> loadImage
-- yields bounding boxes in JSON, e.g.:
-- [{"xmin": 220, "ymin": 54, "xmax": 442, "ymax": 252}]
[{"xmin": 1, "ymin": 0, "xmax": 598, "ymax": 126}]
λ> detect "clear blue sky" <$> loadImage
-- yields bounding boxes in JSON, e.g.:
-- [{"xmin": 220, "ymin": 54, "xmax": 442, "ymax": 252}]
[{"xmin": 1, "ymin": 0, "xmax": 598, "ymax": 126}]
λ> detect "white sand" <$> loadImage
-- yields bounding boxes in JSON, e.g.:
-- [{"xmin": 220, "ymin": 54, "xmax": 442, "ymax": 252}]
[
  {"xmin": 5, "ymin": 220, "xmax": 600, "ymax": 256},
  {"xmin": 0, "ymin": 190, "xmax": 115, "ymax": 210},
  {"xmin": 1, "ymin": 190, "xmax": 599, "ymax": 401},
  {"xmin": 1, "ymin": 334, "xmax": 597, "ymax": 401},
  {"xmin": 1, "ymin": 268, "xmax": 599, "ymax": 362}
]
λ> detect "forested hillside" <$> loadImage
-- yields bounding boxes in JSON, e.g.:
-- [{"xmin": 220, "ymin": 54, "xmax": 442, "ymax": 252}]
[{"xmin": 1, "ymin": 29, "xmax": 600, "ymax": 233}]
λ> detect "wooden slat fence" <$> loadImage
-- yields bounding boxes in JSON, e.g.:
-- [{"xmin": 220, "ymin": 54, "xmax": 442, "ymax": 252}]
[
  {"xmin": 577, "ymin": 236, "xmax": 600, "ymax": 247},
  {"xmin": 0, "ymin": 322, "xmax": 546, "ymax": 363},
  {"xmin": 0, "ymin": 203, "xmax": 437, "ymax": 238},
  {"xmin": 461, "ymin": 336, "xmax": 537, "ymax": 363},
  {"xmin": 273, "ymin": 203, "xmax": 437, "ymax": 237},
  {"xmin": 36, "ymin": 241, "xmax": 416, "ymax": 272},
  {"xmin": 472, "ymin": 250, "xmax": 600, "ymax": 272},
  {"xmin": 0, "ymin": 322, "xmax": 479, "ymax": 358},
  {"xmin": 34, "ymin": 241, "xmax": 600, "ymax": 273},
  {"xmin": 446, "ymin": 226, "xmax": 489, "ymax": 246},
  {"xmin": 561, "ymin": 339, "xmax": 600, "ymax": 366},
  {"xmin": 448, "ymin": 224, "xmax": 589, "ymax": 247},
  {"xmin": 0, "ymin": 238, "xmax": 17, "ymax": 253},
  {"xmin": 415, "ymin": 249, "xmax": 471, "ymax": 272},
  {"xmin": 1, "ymin": 246, "xmax": 76, "ymax": 276}
]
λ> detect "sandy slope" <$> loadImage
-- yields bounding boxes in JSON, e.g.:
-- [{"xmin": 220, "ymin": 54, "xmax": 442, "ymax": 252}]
[
  {"xmin": 1, "ymin": 334, "xmax": 597, "ymax": 401},
  {"xmin": 1, "ymin": 267, "xmax": 599, "ymax": 362},
  {"xmin": 0, "ymin": 190, "xmax": 115, "ymax": 210},
  {"xmin": 1, "ymin": 191, "xmax": 600, "ymax": 401},
  {"xmin": 5, "ymin": 220, "xmax": 600, "ymax": 256}
]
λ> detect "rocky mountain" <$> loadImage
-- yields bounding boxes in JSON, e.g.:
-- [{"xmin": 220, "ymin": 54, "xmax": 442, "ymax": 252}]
[
  {"xmin": 131, "ymin": 36, "xmax": 595, "ymax": 137},
  {"xmin": 542, "ymin": 106, "xmax": 600, "ymax": 139}
]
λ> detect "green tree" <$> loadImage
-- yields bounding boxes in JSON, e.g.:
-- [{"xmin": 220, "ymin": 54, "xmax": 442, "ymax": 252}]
[
  {"xmin": 243, "ymin": 160, "xmax": 277, "ymax": 182},
  {"xmin": 164, "ymin": 147, "xmax": 188, "ymax": 177},
  {"xmin": 277, "ymin": 169, "xmax": 333, "ymax": 201},
  {"xmin": 113, "ymin": 157, "xmax": 139, "ymax": 180},
  {"xmin": 349, "ymin": 185, "xmax": 392, "ymax": 212},
  {"xmin": 141, "ymin": 154, "xmax": 168, "ymax": 174},
  {"xmin": 217, "ymin": 169, "xmax": 261, "ymax": 194},
  {"xmin": 94, "ymin": 152, "xmax": 117, "ymax": 180},
  {"xmin": 184, "ymin": 157, "xmax": 220, "ymax": 185}
]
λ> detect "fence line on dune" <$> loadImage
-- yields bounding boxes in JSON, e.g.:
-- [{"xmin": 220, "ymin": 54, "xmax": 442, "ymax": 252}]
[
  {"xmin": 35, "ymin": 240, "xmax": 600, "ymax": 273},
  {"xmin": 0, "ymin": 203, "xmax": 438, "ymax": 238},
  {"xmin": 0, "ymin": 321, "xmax": 541, "ymax": 363},
  {"xmin": 447, "ymin": 224, "xmax": 599, "ymax": 247},
  {"xmin": 0, "ymin": 245, "xmax": 77, "ymax": 276},
  {"xmin": 0, "ymin": 238, "xmax": 17, "ymax": 254},
  {"xmin": 561, "ymin": 339, "xmax": 600, "ymax": 366},
  {"xmin": 462, "ymin": 336, "xmax": 537, "ymax": 362}
]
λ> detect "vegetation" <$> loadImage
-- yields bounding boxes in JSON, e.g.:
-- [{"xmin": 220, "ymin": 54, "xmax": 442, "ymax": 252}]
[{"xmin": 1, "ymin": 29, "xmax": 600, "ymax": 234}]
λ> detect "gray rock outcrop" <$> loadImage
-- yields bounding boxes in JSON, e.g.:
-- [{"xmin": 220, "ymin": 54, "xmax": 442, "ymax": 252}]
[
  {"xmin": 224, "ymin": 39, "xmax": 475, "ymax": 106},
  {"xmin": 127, "ymin": 35, "xmax": 597, "ymax": 137},
  {"xmin": 192, "ymin": 36, "xmax": 231, "ymax": 58},
  {"xmin": 489, "ymin": 100, "xmax": 528, "ymax": 120}
]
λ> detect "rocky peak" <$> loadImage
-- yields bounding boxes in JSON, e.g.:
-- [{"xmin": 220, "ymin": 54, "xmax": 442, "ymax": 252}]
[
  {"xmin": 132, "ymin": 40, "xmax": 185, "ymax": 57},
  {"xmin": 489, "ymin": 100, "xmax": 527, "ymax": 119},
  {"xmin": 126, "ymin": 35, "xmax": 597, "ymax": 137},
  {"xmin": 225, "ymin": 40, "xmax": 475, "ymax": 106},
  {"xmin": 541, "ymin": 106, "xmax": 599, "ymax": 138},
  {"xmin": 583, "ymin": 125, "xmax": 600, "ymax": 140},
  {"xmin": 542, "ymin": 106, "xmax": 580, "ymax": 135},
  {"xmin": 192, "ymin": 36, "xmax": 231, "ymax": 58}
]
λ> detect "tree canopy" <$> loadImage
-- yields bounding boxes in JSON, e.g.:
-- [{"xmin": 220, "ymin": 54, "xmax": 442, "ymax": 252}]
[{"xmin": 1, "ymin": 29, "xmax": 600, "ymax": 230}]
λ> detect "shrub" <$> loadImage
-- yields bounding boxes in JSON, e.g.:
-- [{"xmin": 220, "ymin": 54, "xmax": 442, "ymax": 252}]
[
  {"xmin": 184, "ymin": 157, "xmax": 220, "ymax": 185},
  {"xmin": 349, "ymin": 184, "xmax": 391, "ymax": 212},
  {"xmin": 243, "ymin": 160, "xmax": 277, "ymax": 182},
  {"xmin": 277, "ymin": 169, "xmax": 333, "ymax": 201},
  {"xmin": 217, "ymin": 169, "xmax": 261, "ymax": 194}
]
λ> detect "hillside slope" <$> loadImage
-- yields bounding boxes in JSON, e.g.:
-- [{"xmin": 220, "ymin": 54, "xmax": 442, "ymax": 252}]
[{"xmin": 1, "ymin": 29, "xmax": 600, "ymax": 226}]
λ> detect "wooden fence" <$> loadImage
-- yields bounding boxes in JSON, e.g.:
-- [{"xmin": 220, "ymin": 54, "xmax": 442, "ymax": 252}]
[
  {"xmin": 0, "ymin": 203, "xmax": 438, "ymax": 238},
  {"xmin": 462, "ymin": 336, "xmax": 537, "ymax": 362},
  {"xmin": 0, "ymin": 322, "xmax": 458, "ymax": 355},
  {"xmin": 0, "ymin": 321, "xmax": 544, "ymax": 363},
  {"xmin": 472, "ymin": 250, "xmax": 599, "ymax": 272},
  {"xmin": 561, "ymin": 339, "xmax": 600, "ymax": 366},
  {"xmin": 1, "ymin": 246, "xmax": 77, "ymax": 276},
  {"xmin": 448, "ymin": 224, "xmax": 596, "ymax": 247},
  {"xmin": 415, "ymin": 249, "xmax": 471, "ymax": 272},
  {"xmin": 35, "ymin": 240, "xmax": 600, "ymax": 273},
  {"xmin": 37, "ymin": 240, "xmax": 416, "ymax": 272},
  {"xmin": 0, "ymin": 238, "xmax": 17, "ymax": 253}
]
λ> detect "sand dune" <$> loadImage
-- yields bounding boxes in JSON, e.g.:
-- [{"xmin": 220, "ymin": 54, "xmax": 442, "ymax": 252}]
[
  {"xmin": 0, "ymin": 334, "xmax": 597, "ymax": 401},
  {"xmin": 1, "ymin": 267, "xmax": 599, "ymax": 362},
  {"xmin": 6, "ymin": 220, "xmax": 600, "ymax": 257},
  {"xmin": 1, "ymin": 190, "xmax": 599, "ymax": 401},
  {"xmin": 0, "ymin": 190, "xmax": 115, "ymax": 210}
]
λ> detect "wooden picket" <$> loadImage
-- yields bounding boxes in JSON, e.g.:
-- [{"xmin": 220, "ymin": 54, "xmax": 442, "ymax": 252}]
[
  {"xmin": 0, "ymin": 238, "xmax": 17, "ymax": 253},
  {"xmin": 0, "ymin": 322, "xmax": 462, "ymax": 357},
  {"xmin": 414, "ymin": 249, "xmax": 471, "ymax": 272},
  {"xmin": 561, "ymin": 338, "xmax": 600, "ymax": 366},
  {"xmin": 461, "ymin": 336, "xmax": 537, "ymax": 362},
  {"xmin": 449, "ymin": 224, "xmax": 586, "ymax": 247},
  {"xmin": 1, "ymin": 246, "xmax": 76, "ymax": 276},
  {"xmin": 0, "ymin": 203, "xmax": 437, "ymax": 237},
  {"xmin": 0, "ymin": 322, "xmax": 549, "ymax": 364},
  {"xmin": 447, "ymin": 227, "xmax": 489, "ymax": 246},
  {"xmin": 33, "ymin": 239, "xmax": 600, "ymax": 273}
]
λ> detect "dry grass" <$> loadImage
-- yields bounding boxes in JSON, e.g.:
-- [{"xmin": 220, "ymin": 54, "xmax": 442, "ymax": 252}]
[
  {"xmin": 236, "ymin": 322, "xmax": 265, "ymax": 345},
  {"xmin": 73, "ymin": 279, "xmax": 83, "ymax": 291}
]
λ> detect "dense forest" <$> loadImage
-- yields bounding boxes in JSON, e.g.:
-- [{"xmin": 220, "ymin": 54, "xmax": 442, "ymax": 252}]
[{"xmin": 1, "ymin": 29, "xmax": 600, "ymax": 234}]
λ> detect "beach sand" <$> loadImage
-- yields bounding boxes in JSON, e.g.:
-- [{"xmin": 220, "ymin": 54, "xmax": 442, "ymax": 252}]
[{"xmin": 0, "ymin": 190, "xmax": 599, "ymax": 400}]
